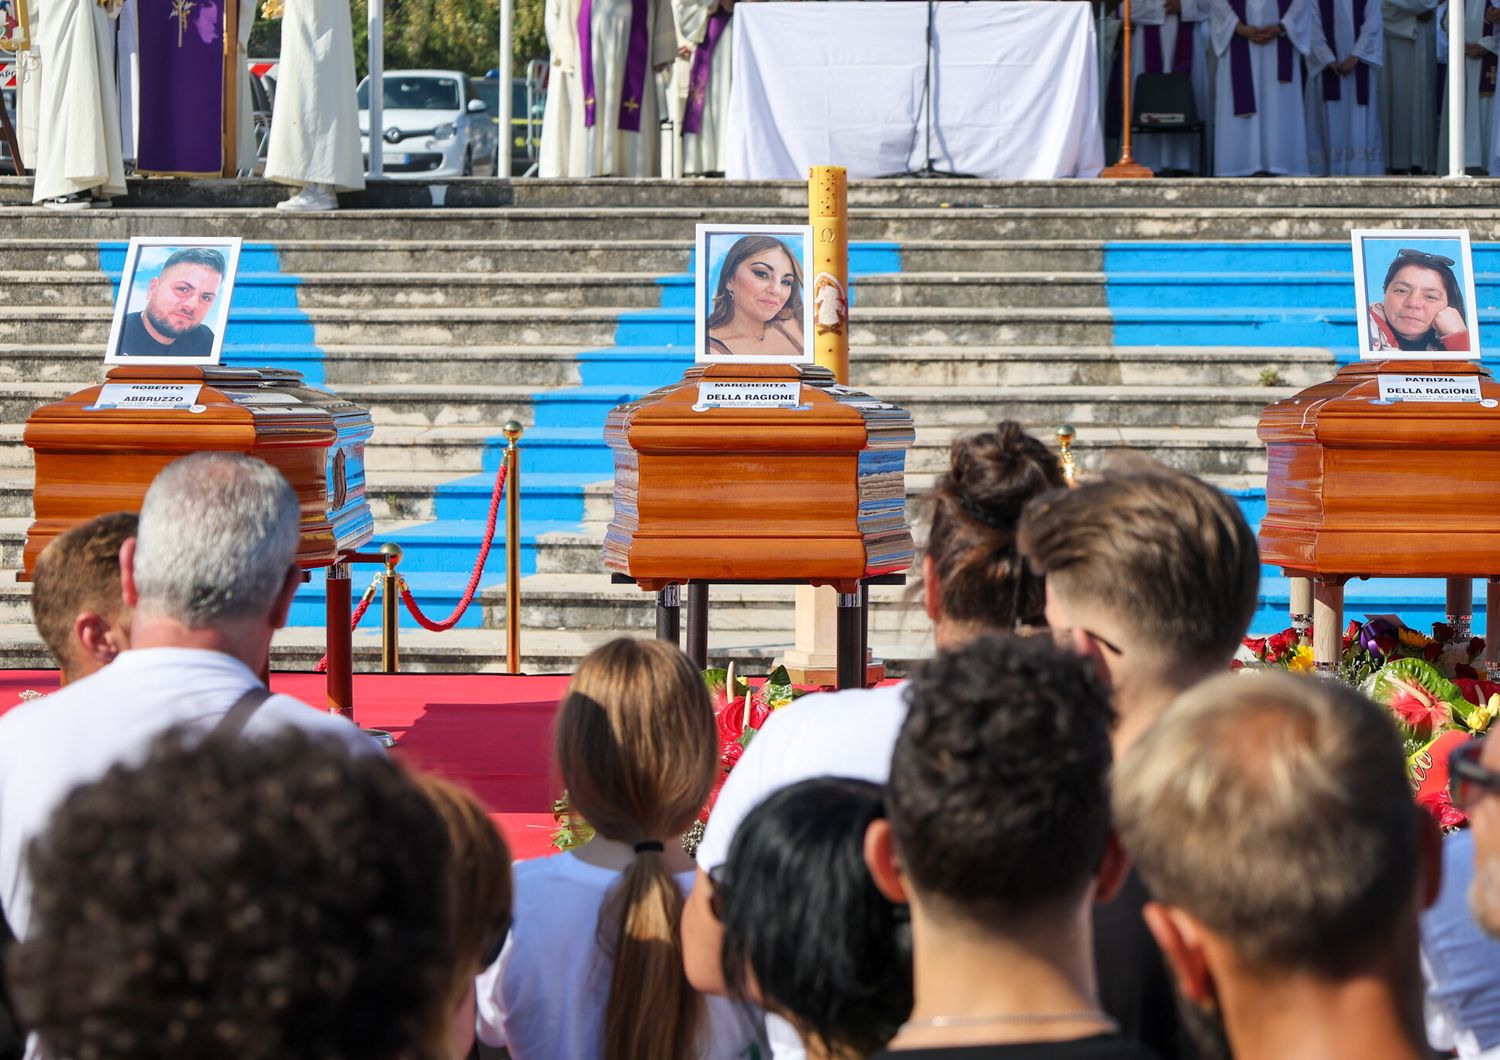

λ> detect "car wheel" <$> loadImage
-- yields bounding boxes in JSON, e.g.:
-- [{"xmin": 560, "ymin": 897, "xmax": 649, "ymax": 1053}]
[{"xmin": 463, "ymin": 147, "xmax": 473, "ymax": 177}]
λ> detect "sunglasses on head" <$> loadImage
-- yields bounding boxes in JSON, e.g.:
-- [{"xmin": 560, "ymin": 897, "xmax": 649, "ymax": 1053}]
[
  {"xmin": 1449, "ymin": 739, "xmax": 1500, "ymax": 811},
  {"xmin": 1397, "ymin": 247, "xmax": 1457, "ymax": 268}
]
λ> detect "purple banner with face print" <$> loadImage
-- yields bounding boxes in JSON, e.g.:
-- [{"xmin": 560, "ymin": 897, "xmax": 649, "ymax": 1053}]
[
  {"xmin": 137, "ymin": 0, "xmax": 224, "ymax": 174},
  {"xmin": 683, "ymin": 10, "xmax": 729, "ymax": 135}
]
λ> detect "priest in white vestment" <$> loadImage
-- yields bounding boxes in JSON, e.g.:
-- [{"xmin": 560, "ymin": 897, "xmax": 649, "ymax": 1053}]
[
  {"xmin": 1380, "ymin": 0, "xmax": 1439, "ymax": 170},
  {"xmin": 540, "ymin": 0, "xmax": 585, "ymax": 176},
  {"xmin": 576, "ymin": 0, "xmax": 677, "ymax": 176},
  {"xmin": 1436, "ymin": 0, "xmax": 1496, "ymax": 171},
  {"xmin": 1304, "ymin": 0, "xmax": 1385, "ymax": 173},
  {"xmin": 1211, "ymin": 0, "xmax": 1331, "ymax": 174},
  {"xmin": 264, "ymin": 0, "xmax": 365, "ymax": 211},
  {"xmin": 115, "ymin": 0, "xmax": 137, "ymax": 162},
  {"xmin": 30, "ymin": 0, "xmax": 127, "ymax": 208},
  {"xmin": 1129, "ymin": 0, "xmax": 1212, "ymax": 173},
  {"xmin": 671, "ymin": 0, "xmax": 731, "ymax": 175}
]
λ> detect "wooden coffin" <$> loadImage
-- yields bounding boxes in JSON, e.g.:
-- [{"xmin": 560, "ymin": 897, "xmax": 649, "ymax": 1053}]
[
  {"xmin": 23, "ymin": 364, "xmax": 374, "ymax": 578},
  {"xmin": 1258, "ymin": 359, "xmax": 1500, "ymax": 578},
  {"xmin": 603, "ymin": 363, "xmax": 915, "ymax": 593}
]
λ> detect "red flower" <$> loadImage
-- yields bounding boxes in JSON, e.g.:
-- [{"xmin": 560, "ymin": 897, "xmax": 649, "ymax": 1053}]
[
  {"xmin": 1243, "ymin": 636, "xmax": 1267, "ymax": 658},
  {"xmin": 1424, "ymin": 642, "xmax": 1444, "ymax": 663},
  {"xmin": 1229, "ymin": 659, "xmax": 1246, "ymax": 671},
  {"xmin": 1434, "ymin": 622, "xmax": 1456, "ymax": 644},
  {"xmin": 1343, "ymin": 620, "xmax": 1361, "ymax": 649},
  {"xmin": 1388, "ymin": 687, "xmax": 1452, "ymax": 737},
  {"xmin": 1418, "ymin": 788, "xmax": 1469, "ymax": 830},
  {"xmin": 1471, "ymin": 637, "xmax": 1487, "ymax": 660},
  {"xmin": 1457, "ymin": 663, "xmax": 1480, "ymax": 682}
]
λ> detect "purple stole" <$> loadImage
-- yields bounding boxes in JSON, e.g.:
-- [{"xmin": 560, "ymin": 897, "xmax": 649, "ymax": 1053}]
[
  {"xmin": 683, "ymin": 10, "xmax": 731, "ymax": 136},
  {"xmin": 1227, "ymin": 0, "xmax": 1296, "ymax": 115},
  {"xmin": 1484, "ymin": 12, "xmax": 1497, "ymax": 98},
  {"xmin": 578, "ymin": 0, "xmax": 653, "ymax": 132},
  {"xmin": 1318, "ymin": 0, "xmax": 1371, "ymax": 104},
  {"xmin": 136, "ymin": 0, "xmax": 224, "ymax": 175},
  {"xmin": 1142, "ymin": 19, "xmax": 1197, "ymax": 74}
]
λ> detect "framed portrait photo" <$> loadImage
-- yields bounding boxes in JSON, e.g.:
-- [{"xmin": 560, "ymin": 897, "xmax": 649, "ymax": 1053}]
[
  {"xmin": 695, "ymin": 223, "xmax": 815, "ymax": 366},
  {"xmin": 104, "ymin": 236, "xmax": 242, "ymax": 367},
  {"xmin": 1352, "ymin": 229, "xmax": 1479, "ymax": 361},
  {"xmin": 0, "ymin": 0, "xmax": 31, "ymax": 55}
]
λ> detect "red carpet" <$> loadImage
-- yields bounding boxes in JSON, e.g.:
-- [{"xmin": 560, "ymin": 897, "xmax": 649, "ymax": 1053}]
[{"xmin": 0, "ymin": 670, "xmax": 569, "ymax": 860}]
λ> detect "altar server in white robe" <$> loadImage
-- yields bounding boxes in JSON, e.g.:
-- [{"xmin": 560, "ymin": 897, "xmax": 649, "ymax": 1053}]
[
  {"xmin": 1304, "ymin": 0, "xmax": 1385, "ymax": 173},
  {"xmin": 265, "ymin": 0, "xmax": 365, "ymax": 210},
  {"xmin": 540, "ymin": 0, "xmax": 585, "ymax": 177},
  {"xmin": 1436, "ymin": 0, "xmax": 1496, "ymax": 171},
  {"xmin": 1211, "ymin": 0, "xmax": 1331, "ymax": 173},
  {"xmin": 671, "ymin": 0, "xmax": 731, "ymax": 175},
  {"xmin": 1380, "ymin": 0, "xmax": 1438, "ymax": 170},
  {"xmin": 576, "ymin": 0, "xmax": 677, "ymax": 176},
  {"xmin": 29, "ymin": 0, "xmax": 128, "ymax": 208},
  {"xmin": 1130, "ymin": 0, "xmax": 1212, "ymax": 172}
]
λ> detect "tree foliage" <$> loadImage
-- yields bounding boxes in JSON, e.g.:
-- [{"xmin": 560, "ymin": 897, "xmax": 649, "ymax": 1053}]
[{"xmin": 249, "ymin": 0, "xmax": 547, "ymax": 82}]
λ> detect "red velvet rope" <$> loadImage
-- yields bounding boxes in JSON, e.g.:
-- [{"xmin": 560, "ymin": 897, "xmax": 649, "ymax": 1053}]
[
  {"xmin": 312, "ymin": 462, "xmax": 509, "ymax": 672},
  {"xmin": 398, "ymin": 463, "xmax": 508, "ymax": 631}
]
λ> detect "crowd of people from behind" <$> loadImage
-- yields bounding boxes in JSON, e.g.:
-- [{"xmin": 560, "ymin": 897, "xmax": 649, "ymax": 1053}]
[{"xmin": 2, "ymin": 433, "xmax": 1500, "ymax": 1059}]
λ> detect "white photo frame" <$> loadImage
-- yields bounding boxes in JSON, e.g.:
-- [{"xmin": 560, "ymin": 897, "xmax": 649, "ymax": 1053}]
[
  {"xmin": 695, "ymin": 223, "xmax": 816, "ymax": 366},
  {"xmin": 104, "ymin": 236, "xmax": 242, "ymax": 366},
  {"xmin": 1351, "ymin": 229, "xmax": 1479, "ymax": 361}
]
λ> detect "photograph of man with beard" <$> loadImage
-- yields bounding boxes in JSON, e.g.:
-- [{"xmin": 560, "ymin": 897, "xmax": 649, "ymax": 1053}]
[{"xmin": 108, "ymin": 243, "xmax": 238, "ymax": 364}]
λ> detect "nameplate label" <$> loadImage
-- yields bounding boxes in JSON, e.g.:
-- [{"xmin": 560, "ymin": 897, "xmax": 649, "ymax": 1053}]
[
  {"xmin": 89, "ymin": 383, "xmax": 203, "ymax": 410},
  {"xmin": 693, "ymin": 382, "xmax": 802, "ymax": 410},
  {"xmin": 1376, "ymin": 375, "xmax": 1484, "ymax": 403}
]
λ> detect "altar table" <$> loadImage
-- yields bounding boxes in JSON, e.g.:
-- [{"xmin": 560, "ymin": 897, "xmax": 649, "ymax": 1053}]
[{"xmin": 726, "ymin": 2, "xmax": 1104, "ymax": 180}]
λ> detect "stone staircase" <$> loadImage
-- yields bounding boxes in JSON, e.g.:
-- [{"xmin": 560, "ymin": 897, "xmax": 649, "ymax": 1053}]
[{"xmin": 6, "ymin": 175, "xmax": 1493, "ymax": 673}]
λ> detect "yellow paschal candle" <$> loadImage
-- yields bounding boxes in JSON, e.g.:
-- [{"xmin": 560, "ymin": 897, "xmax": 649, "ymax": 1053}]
[{"xmin": 808, "ymin": 165, "xmax": 849, "ymax": 385}]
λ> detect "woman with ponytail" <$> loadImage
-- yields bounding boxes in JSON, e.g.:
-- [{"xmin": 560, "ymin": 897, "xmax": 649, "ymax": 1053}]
[{"xmin": 476, "ymin": 637, "xmax": 756, "ymax": 1060}]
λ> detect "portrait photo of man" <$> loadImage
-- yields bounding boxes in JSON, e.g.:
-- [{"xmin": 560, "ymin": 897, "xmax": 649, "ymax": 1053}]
[{"xmin": 105, "ymin": 238, "xmax": 241, "ymax": 366}]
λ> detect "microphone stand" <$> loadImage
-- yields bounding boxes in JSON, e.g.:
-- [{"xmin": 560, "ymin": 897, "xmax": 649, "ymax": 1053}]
[{"xmin": 884, "ymin": 0, "xmax": 975, "ymax": 178}]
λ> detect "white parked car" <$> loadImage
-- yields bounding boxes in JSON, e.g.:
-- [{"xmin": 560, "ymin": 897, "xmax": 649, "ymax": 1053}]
[{"xmin": 357, "ymin": 70, "xmax": 497, "ymax": 178}]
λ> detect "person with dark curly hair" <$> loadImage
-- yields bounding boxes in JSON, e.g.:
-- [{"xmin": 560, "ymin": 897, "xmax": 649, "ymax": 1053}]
[
  {"xmin": 716, "ymin": 777, "xmax": 912, "ymax": 1060},
  {"xmin": 865, "ymin": 633, "xmax": 1151, "ymax": 1059},
  {"xmin": 683, "ymin": 421, "xmax": 1066, "ymax": 1059},
  {"xmin": 9, "ymin": 726, "xmax": 456, "ymax": 1060}
]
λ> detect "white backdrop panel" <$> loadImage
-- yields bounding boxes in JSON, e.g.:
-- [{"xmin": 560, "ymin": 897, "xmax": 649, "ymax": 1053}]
[{"xmin": 727, "ymin": 3, "xmax": 1104, "ymax": 180}]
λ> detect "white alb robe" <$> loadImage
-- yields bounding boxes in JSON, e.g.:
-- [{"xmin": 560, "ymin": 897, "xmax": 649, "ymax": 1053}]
[
  {"xmin": 30, "ymin": 0, "xmax": 127, "ymax": 202},
  {"xmin": 540, "ymin": 0, "xmax": 585, "ymax": 177},
  {"xmin": 264, "ymin": 0, "xmax": 365, "ymax": 191},
  {"xmin": 1305, "ymin": 0, "xmax": 1385, "ymax": 173},
  {"xmin": 1211, "ymin": 0, "xmax": 1331, "ymax": 174},
  {"xmin": 671, "ymin": 0, "xmax": 731, "ymax": 175},
  {"xmin": 1380, "ymin": 0, "xmax": 1439, "ymax": 170},
  {"xmin": 578, "ymin": 0, "xmax": 676, "ymax": 177},
  {"xmin": 1436, "ymin": 0, "xmax": 1495, "ymax": 170},
  {"xmin": 234, "ymin": 0, "xmax": 257, "ymax": 173},
  {"xmin": 1130, "ymin": 0, "xmax": 1212, "ymax": 173}
]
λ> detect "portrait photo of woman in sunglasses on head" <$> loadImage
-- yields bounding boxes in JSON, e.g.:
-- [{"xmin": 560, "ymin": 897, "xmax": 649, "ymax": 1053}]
[{"xmin": 1353, "ymin": 232, "xmax": 1480, "ymax": 359}]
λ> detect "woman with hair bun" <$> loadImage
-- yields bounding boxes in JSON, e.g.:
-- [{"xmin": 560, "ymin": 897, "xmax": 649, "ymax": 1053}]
[
  {"xmin": 683, "ymin": 421, "xmax": 1068, "ymax": 1059},
  {"xmin": 476, "ymin": 637, "xmax": 755, "ymax": 1060}
]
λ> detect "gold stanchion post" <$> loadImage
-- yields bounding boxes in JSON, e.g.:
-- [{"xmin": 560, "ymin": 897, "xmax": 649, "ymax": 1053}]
[
  {"xmin": 1101, "ymin": 0, "xmax": 1155, "ymax": 179},
  {"xmin": 504, "ymin": 421, "xmax": 524, "ymax": 674},
  {"xmin": 380, "ymin": 542, "xmax": 402, "ymax": 673},
  {"xmin": 1055, "ymin": 424, "xmax": 1079, "ymax": 486}
]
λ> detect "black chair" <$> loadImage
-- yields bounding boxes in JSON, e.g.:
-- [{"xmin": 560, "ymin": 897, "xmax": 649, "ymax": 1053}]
[{"xmin": 1131, "ymin": 71, "xmax": 1209, "ymax": 176}]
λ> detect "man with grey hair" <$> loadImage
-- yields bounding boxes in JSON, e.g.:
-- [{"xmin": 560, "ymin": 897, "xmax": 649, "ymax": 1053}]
[
  {"xmin": 0, "ymin": 452, "xmax": 375, "ymax": 944},
  {"xmin": 1113, "ymin": 670, "xmax": 1441, "ymax": 1060}
]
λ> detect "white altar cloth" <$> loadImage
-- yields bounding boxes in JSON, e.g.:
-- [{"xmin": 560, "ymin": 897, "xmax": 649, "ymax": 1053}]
[{"xmin": 726, "ymin": 3, "xmax": 1104, "ymax": 180}]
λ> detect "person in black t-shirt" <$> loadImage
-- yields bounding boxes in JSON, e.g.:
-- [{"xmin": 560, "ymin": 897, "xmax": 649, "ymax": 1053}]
[
  {"xmin": 115, "ymin": 247, "xmax": 224, "ymax": 360},
  {"xmin": 1018, "ymin": 461, "xmax": 1262, "ymax": 1060},
  {"xmin": 1114, "ymin": 672, "xmax": 1441, "ymax": 1060},
  {"xmin": 864, "ymin": 635, "xmax": 1158, "ymax": 1060}
]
